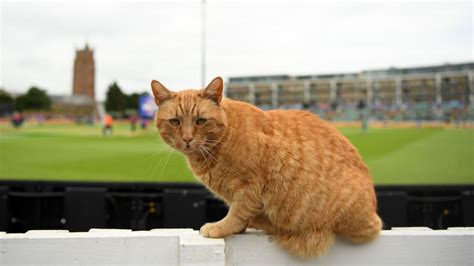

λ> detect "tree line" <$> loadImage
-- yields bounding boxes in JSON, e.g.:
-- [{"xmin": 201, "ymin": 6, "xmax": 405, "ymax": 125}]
[
  {"xmin": 0, "ymin": 82, "xmax": 147, "ymax": 115},
  {"xmin": 0, "ymin": 87, "xmax": 51, "ymax": 114},
  {"xmin": 104, "ymin": 82, "xmax": 148, "ymax": 113}
]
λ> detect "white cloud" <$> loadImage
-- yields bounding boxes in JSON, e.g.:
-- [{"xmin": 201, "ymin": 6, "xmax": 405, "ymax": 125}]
[{"xmin": 1, "ymin": 1, "xmax": 472, "ymax": 100}]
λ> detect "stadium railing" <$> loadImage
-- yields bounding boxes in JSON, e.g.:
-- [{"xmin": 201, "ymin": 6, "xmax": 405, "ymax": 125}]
[{"xmin": 1, "ymin": 227, "xmax": 473, "ymax": 265}]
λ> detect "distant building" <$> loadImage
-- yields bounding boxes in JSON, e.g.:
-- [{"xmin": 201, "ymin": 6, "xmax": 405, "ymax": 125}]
[
  {"xmin": 73, "ymin": 44, "xmax": 95, "ymax": 100},
  {"xmin": 226, "ymin": 62, "xmax": 474, "ymax": 121},
  {"xmin": 50, "ymin": 95, "xmax": 95, "ymax": 118},
  {"xmin": 49, "ymin": 44, "xmax": 97, "ymax": 119}
]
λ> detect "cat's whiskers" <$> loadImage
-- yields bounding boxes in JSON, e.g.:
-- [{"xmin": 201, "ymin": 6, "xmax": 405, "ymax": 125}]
[
  {"xmin": 158, "ymin": 146, "xmax": 176, "ymax": 178},
  {"xmin": 201, "ymin": 144, "xmax": 218, "ymax": 163},
  {"xmin": 199, "ymin": 145, "xmax": 212, "ymax": 170},
  {"xmin": 204, "ymin": 138, "xmax": 224, "ymax": 147},
  {"xmin": 147, "ymin": 145, "xmax": 169, "ymax": 177},
  {"xmin": 205, "ymin": 138, "xmax": 223, "ymax": 143},
  {"xmin": 202, "ymin": 139, "xmax": 240, "ymax": 177},
  {"xmin": 149, "ymin": 145, "xmax": 174, "ymax": 180},
  {"xmin": 198, "ymin": 139, "xmax": 220, "ymax": 160},
  {"xmin": 144, "ymin": 144, "xmax": 169, "ymax": 162}
]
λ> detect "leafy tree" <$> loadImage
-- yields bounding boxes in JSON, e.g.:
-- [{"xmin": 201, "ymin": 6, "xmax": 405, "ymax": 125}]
[
  {"xmin": 126, "ymin": 93, "xmax": 141, "ymax": 110},
  {"xmin": 0, "ymin": 89, "xmax": 13, "ymax": 104},
  {"xmin": 15, "ymin": 87, "xmax": 51, "ymax": 111},
  {"xmin": 0, "ymin": 89, "xmax": 14, "ymax": 115},
  {"xmin": 126, "ymin": 92, "xmax": 149, "ymax": 110},
  {"xmin": 105, "ymin": 82, "xmax": 127, "ymax": 112}
]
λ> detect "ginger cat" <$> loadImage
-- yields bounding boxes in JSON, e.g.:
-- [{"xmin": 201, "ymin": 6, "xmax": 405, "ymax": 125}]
[{"xmin": 151, "ymin": 77, "xmax": 382, "ymax": 258}]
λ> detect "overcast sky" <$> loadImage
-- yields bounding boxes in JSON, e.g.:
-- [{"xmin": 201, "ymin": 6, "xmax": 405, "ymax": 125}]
[{"xmin": 1, "ymin": 0, "xmax": 472, "ymax": 100}]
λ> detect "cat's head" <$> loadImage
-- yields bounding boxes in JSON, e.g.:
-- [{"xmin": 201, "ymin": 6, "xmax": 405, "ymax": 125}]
[{"xmin": 151, "ymin": 77, "xmax": 228, "ymax": 155}]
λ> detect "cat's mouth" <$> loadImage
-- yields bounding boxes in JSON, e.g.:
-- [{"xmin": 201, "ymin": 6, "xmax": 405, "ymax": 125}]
[{"xmin": 178, "ymin": 145, "xmax": 195, "ymax": 154}]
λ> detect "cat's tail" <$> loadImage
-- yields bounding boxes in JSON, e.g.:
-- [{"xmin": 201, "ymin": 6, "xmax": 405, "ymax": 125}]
[
  {"xmin": 273, "ymin": 229, "xmax": 335, "ymax": 258},
  {"xmin": 336, "ymin": 212, "xmax": 382, "ymax": 244}
]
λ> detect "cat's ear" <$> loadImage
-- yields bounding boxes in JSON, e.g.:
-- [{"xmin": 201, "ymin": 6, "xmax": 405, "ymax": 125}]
[
  {"xmin": 202, "ymin": 76, "xmax": 223, "ymax": 105},
  {"xmin": 151, "ymin": 80, "xmax": 172, "ymax": 105}
]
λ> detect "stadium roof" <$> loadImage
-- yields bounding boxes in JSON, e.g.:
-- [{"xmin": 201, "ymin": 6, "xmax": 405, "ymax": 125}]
[{"xmin": 228, "ymin": 62, "xmax": 474, "ymax": 83}]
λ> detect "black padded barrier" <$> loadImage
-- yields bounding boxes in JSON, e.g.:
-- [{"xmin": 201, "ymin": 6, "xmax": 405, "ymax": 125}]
[{"xmin": 0, "ymin": 180, "xmax": 472, "ymax": 233}]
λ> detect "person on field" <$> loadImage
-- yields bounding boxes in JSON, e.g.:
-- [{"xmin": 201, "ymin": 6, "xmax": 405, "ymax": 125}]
[
  {"xmin": 140, "ymin": 117, "xmax": 148, "ymax": 130},
  {"xmin": 130, "ymin": 115, "xmax": 138, "ymax": 132},
  {"xmin": 11, "ymin": 111, "xmax": 24, "ymax": 128},
  {"xmin": 357, "ymin": 99, "xmax": 368, "ymax": 132},
  {"xmin": 103, "ymin": 114, "xmax": 114, "ymax": 136}
]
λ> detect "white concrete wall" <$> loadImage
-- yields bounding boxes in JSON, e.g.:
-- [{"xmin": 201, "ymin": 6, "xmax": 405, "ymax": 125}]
[{"xmin": 1, "ymin": 228, "xmax": 473, "ymax": 265}]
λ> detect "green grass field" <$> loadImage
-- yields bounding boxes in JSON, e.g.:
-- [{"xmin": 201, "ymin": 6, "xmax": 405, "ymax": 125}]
[{"xmin": 0, "ymin": 123, "xmax": 473, "ymax": 184}]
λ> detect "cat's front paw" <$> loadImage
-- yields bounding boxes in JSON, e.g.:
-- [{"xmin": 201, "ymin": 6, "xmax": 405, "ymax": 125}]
[{"xmin": 199, "ymin": 222, "xmax": 231, "ymax": 238}]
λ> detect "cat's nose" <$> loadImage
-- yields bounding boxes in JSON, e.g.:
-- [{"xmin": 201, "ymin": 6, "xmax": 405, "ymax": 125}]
[{"xmin": 183, "ymin": 137, "xmax": 193, "ymax": 145}]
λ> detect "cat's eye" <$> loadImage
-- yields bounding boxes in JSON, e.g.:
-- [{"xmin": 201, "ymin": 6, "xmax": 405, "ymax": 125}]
[
  {"xmin": 196, "ymin": 118, "xmax": 207, "ymax": 125},
  {"xmin": 169, "ymin": 118, "xmax": 180, "ymax": 126}
]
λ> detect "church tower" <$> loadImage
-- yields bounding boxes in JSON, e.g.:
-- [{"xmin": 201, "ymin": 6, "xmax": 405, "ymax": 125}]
[{"xmin": 73, "ymin": 44, "xmax": 95, "ymax": 100}]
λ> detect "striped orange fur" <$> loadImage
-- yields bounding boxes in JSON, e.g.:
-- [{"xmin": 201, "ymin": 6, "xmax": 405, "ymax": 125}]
[{"xmin": 151, "ymin": 77, "xmax": 382, "ymax": 258}]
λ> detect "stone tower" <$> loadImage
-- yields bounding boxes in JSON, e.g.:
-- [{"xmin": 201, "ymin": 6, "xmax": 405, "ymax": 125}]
[{"xmin": 73, "ymin": 44, "xmax": 95, "ymax": 100}]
